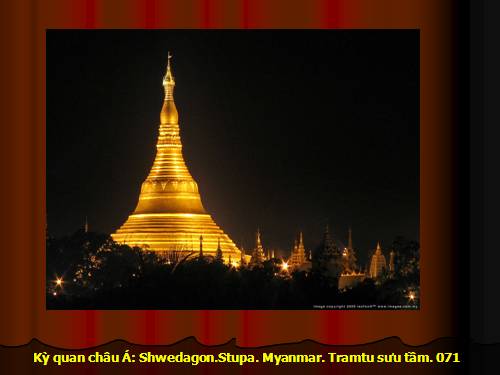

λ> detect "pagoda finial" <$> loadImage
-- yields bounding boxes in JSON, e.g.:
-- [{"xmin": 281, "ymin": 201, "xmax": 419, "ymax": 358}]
[
  {"xmin": 256, "ymin": 228, "xmax": 262, "ymax": 247},
  {"xmin": 160, "ymin": 52, "xmax": 178, "ymax": 124},
  {"xmin": 165, "ymin": 51, "xmax": 174, "ymax": 84},
  {"xmin": 84, "ymin": 216, "xmax": 89, "ymax": 233},
  {"xmin": 162, "ymin": 51, "xmax": 175, "ymax": 99},
  {"xmin": 112, "ymin": 57, "xmax": 241, "ymax": 262}
]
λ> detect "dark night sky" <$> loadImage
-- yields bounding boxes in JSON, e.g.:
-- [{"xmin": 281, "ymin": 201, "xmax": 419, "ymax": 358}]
[{"xmin": 47, "ymin": 30, "xmax": 419, "ymax": 264}]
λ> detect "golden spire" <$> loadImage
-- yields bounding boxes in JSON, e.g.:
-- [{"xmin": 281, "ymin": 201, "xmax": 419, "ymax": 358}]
[
  {"xmin": 112, "ymin": 55, "xmax": 240, "ymax": 261},
  {"xmin": 147, "ymin": 52, "xmax": 193, "ymax": 183},
  {"xmin": 289, "ymin": 231, "xmax": 307, "ymax": 268},
  {"xmin": 370, "ymin": 241, "xmax": 387, "ymax": 278},
  {"xmin": 249, "ymin": 228, "xmax": 265, "ymax": 266},
  {"xmin": 160, "ymin": 51, "xmax": 178, "ymax": 125},
  {"xmin": 163, "ymin": 52, "xmax": 175, "ymax": 94}
]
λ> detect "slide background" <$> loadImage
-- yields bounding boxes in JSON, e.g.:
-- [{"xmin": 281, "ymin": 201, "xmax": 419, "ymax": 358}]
[{"xmin": 0, "ymin": 0, "xmax": 465, "ymax": 350}]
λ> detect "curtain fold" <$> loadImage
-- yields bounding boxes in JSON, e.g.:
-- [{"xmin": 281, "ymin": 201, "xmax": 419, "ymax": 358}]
[{"xmin": 0, "ymin": 0, "xmax": 457, "ymax": 349}]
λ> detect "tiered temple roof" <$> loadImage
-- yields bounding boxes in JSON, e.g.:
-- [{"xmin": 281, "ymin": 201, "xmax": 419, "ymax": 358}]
[
  {"xmin": 249, "ymin": 229, "xmax": 266, "ymax": 267},
  {"xmin": 289, "ymin": 232, "xmax": 307, "ymax": 268},
  {"xmin": 369, "ymin": 242, "xmax": 387, "ymax": 278},
  {"xmin": 112, "ymin": 54, "xmax": 240, "ymax": 262}
]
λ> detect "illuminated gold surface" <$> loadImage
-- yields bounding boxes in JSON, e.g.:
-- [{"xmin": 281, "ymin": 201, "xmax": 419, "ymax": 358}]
[
  {"xmin": 112, "ymin": 54, "xmax": 240, "ymax": 261},
  {"xmin": 369, "ymin": 242, "xmax": 387, "ymax": 278},
  {"xmin": 289, "ymin": 232, "xmax": 307, "ymax": 268},
  {"xmin": 249, "ymin": 229, "xmax": 265, "ymax": 266}
]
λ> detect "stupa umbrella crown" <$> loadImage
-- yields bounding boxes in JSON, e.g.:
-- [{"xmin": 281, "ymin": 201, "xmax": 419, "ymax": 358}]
[{"xmin": 112, "ymin": 53, "xmax": 240, "ymax": 262}]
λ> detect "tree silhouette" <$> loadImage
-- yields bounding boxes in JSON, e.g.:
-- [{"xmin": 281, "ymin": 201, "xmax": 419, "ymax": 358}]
[{"xmin": 47, "ymin": 231, "xmax": 419, "ymax": 309}]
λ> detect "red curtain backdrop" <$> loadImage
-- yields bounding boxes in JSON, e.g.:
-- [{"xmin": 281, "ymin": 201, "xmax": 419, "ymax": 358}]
[{"xmin": 0, "ymin": 0, "xmax": 457, "ymax": 348}]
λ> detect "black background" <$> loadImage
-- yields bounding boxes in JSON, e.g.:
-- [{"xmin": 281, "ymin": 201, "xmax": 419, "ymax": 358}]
[{"xmin": 47, "ymin": 30, "xmax": 419, "ymax": 264}]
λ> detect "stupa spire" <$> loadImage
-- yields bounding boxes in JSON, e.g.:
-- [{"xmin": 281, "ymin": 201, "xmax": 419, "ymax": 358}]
[
  {"xmin": 249, "ymin": 228, "xmax": 265, "ymax": 267},
  {"xmin": 163, "ymin": 52, "xmax": 175, "ymax": 97},
  {"xmin": 289, "ymin": 231, "xmax": 307, "ymax": 268},
  {"xmin": 112, "ymin": 55, "xmax": 240, "ymax": 262},
  {"xmin": 160, "ymin": 51, "xmax": 178, "ymax": 125},
  {"xmin": 370, "ymin": 241, "xmax": 387, "ymax": 278}
]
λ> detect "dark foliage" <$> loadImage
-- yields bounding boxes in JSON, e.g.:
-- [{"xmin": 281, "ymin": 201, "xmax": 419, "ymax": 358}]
[{"xmin": 47, "ymin": 231, "xmax": 419, "ymax": 309}]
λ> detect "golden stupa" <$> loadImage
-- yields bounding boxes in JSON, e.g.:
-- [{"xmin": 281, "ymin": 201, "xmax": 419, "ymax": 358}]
[{"xmin": 112, "ymin": 53, "xmax": 241, "ymax": 262}]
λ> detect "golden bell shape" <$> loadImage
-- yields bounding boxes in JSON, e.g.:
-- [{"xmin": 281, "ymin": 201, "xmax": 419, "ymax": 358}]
[{"xmin": 112, "ymin": 53, "xmax": 240, "ymax": 262}]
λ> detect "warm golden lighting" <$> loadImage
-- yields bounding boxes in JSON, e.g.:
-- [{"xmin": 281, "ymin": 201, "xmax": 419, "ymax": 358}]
[
  {"xmin": 55, "ymin": 277, "xmax": 63, "ymax": 287},
  {"xmin": 407, "ymin": 291, "xmax": 416, "ymax": 302},
  {"xmin": 281, "ymin": 261, "xmax": 289, "ymax": 272},
  {"xmin": 111, "ymin": 54, "xmax": 241, "ymax": 262},
  {"xmin": 289, "ymin": 232, "xmax": 307, "ymax": 268},
  {"xmin": 231, "ymin": 260, "xmax": 239, "ymax": 268}
]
